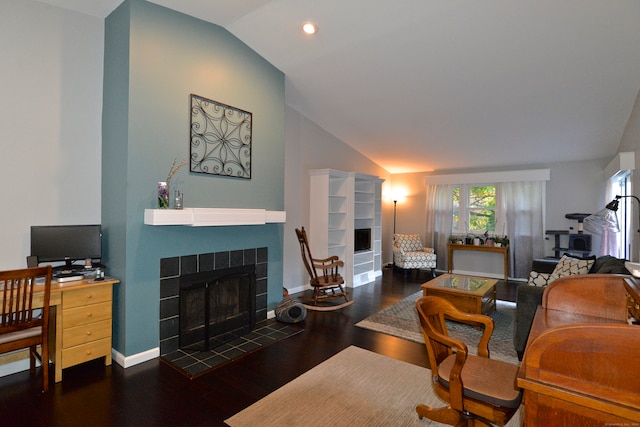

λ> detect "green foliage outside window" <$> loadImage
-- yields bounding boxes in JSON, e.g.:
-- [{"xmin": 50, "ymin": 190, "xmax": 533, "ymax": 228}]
[{"xmin": 452, "ymin": 185, "xmax": 496, "ymax": 233}]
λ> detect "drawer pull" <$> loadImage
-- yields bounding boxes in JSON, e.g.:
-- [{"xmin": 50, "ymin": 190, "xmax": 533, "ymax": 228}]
[
  {"xmin": 87, "ymin": 294, "xmax": 93, "ymax": 299},
  {"xmin": 86, "ymin": 312, "xmax": 93, "ymax": 317},
  {"xmin": 86, "ymin": 350, "xmax": 92, "ymax": 355},
  {"xmin": 86, "ymin": 331, "xmax": 92, "ymax": 336}
]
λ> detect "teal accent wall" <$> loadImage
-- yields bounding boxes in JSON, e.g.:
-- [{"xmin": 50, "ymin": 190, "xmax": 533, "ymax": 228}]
[{"xmin": 103, "ymin": 0, "xmax": 285, "ymax": 357}]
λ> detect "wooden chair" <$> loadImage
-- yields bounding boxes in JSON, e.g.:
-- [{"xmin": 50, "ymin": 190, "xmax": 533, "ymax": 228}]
[
  {"xmin": 415, "ymin": 296, "xmax": 522, "ymax": 426},
  {"xmin": 295, "ymin": 227, "xmax": 353, "ymax": 311},
  {"xmin": 0, "ymin": 266, "xmax": 52, "ymax": 392}
]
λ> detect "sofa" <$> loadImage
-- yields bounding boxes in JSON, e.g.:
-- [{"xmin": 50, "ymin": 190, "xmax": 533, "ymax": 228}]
[{"xmin": 513, "ymin": 254, "xmax": 630, "ymax": 360}]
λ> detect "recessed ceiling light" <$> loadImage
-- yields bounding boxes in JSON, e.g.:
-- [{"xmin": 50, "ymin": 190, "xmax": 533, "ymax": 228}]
[{"xmin": 302, "ymin": 22, "xmax": 317, "ymax": 35}]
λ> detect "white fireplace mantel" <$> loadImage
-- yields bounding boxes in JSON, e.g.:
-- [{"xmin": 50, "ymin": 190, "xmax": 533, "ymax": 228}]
[{"xmin": 144, "ymin": 208, "xmax": 286, "ymax": 226}]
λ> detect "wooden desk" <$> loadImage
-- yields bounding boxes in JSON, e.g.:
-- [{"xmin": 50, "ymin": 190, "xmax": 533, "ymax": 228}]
[
  {"xmin": 447, "ymin": 244, "xmax": 509, "ymax": 282},
  {"xmin": 1, "ymin": 277, "xmax": 118, "ymax": 382},
  {"xmin": 518, "ymin": 307, "xmax": 639, "ymax": 424}
]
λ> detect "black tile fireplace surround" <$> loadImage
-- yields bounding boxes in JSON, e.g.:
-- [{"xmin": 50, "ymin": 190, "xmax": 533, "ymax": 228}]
[{"xmin": 159, "ymin": 247, "xmax": 268, "ymax": 356}]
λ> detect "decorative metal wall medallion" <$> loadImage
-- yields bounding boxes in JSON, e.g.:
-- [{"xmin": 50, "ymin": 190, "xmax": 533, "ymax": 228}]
[{"xmin": 190, "ymin": 94, "xmax": 252, "ymax": 179}]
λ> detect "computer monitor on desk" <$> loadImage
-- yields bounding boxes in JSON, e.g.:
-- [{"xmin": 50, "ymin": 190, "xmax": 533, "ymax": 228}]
[{"xmin": 30, "ymin": 224, "xmax": 103, "ymax": 273}]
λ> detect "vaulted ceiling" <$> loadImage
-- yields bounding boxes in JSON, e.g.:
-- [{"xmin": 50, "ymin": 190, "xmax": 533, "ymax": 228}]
[{"xmin": 38, "ymin": 0, "xmax": 640, "ymax": 173}]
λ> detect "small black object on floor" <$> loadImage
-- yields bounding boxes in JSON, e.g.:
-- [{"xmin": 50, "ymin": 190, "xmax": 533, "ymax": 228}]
[{"xmin": 160, "ymin": 319, "xmax": 303, "ymax": 378}]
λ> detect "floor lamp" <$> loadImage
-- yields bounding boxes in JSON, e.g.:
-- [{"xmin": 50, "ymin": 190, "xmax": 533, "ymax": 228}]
[
  {"xmin": 393, "ymin": 200, "xmax": 397, "ymax": 235},
  {"xmin": 584, "ymin": 195, "xmax": 640, "ymax": 263},
  {"xmin": 584, "ymin": 195, "xmax": 640, "ymax": 234},
  {"xmin": 389, "ymin": 199, "xmax": 397, "ymax": 269}
]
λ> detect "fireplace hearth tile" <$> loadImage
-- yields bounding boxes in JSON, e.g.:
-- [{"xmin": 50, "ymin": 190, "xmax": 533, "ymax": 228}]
[
  {"xmin": 214, "ymin": 251, "xmax": 230, "ymax": 270},
  {"xmin": 160, "ymin": 318, "xmax": 303, "ymax": 379}
]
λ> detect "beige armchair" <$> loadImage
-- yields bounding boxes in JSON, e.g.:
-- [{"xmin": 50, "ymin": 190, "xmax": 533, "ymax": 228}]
[{"xmin": 392, "ymin": 233, "xmax": 436, "ymax": 278}]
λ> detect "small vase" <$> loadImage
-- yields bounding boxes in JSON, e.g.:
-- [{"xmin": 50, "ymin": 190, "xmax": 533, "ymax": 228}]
[{"xmin": 158, "ymin": 181, "xmax": 169, "ymax": 209}]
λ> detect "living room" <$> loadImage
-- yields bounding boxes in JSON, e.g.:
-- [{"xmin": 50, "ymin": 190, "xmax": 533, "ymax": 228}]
[{"xmin": 2, "ymin": 0, "xmax": 640, "ymax": 423}]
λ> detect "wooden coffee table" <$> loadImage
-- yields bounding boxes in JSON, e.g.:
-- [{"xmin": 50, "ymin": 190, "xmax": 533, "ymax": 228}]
[{"xmin": 421, "ymin": 274, "xmax": 497, "ymax": 315}]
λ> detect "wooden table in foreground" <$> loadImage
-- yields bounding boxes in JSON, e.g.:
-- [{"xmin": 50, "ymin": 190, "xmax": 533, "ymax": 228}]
[
  {"xmin": 517, "ymin": 306, "xmax": 639, "ymax": 424},
  {"xmin": 420, "ymin": 273, "xmax": 497, "ymax": 315}
]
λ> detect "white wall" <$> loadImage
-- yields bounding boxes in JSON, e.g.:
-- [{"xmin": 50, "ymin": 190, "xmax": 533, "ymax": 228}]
[
  {"xmin": 389, "ymin": 158, "xmax": 610, "ymax": 277},
  {"xmin": 0, "ymin": 0, "xmax": 104, "ymax": 269},
  {"xmin": 283, "ymin": 107, "xmax": 390, "ymax": 292}
]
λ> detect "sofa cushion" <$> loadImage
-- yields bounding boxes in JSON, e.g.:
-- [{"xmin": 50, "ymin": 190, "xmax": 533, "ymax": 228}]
[
  {"xmin": 527, "ymin": 271, "xmax": 553, "ymax": 287},
  {"xmin": 549, "ymin": 254, "xmax": 595, "ymax": 281},
  {"xmin": 590, "ymin": 255, "xmax": 631, "ymax": 274}
]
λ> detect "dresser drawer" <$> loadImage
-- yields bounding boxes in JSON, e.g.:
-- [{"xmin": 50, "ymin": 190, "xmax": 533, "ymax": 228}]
[
  {"xmin": 62, "ymin": 319, "xmax": 112, "ymax": 348},
  {"xmin": 63, "ymin": 285, "xmax": 112, "ymax": 309},
  {"xmin": 63, "ymin": 301, "xmax": 112, "ymax": 329},
  {"xmin": 61, "ymin": 337, "xmax": 111, "ymax": 369}
]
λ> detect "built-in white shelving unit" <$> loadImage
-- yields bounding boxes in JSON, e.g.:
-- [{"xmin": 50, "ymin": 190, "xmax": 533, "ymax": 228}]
[{"xmin": 309, "ymin": 169, "xmax": 383, "ymax": 288}]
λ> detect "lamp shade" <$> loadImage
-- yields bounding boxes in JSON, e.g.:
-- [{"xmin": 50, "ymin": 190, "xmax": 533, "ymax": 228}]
[{"xmin": 583, "ymin": 199, "xmax": 620, "ymax": 234}]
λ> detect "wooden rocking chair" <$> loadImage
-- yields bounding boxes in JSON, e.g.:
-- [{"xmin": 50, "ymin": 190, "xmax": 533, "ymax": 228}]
[{"xmin": 295, "ymin": 227, "xmax": 354, "ymax": 311}]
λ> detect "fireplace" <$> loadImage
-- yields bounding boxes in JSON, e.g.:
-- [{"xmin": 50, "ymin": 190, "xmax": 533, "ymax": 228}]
[
  {"xmin": 159, "ymin": 247, "xmax": 268, "ymax": 356},
  {"xmin": 179, "ymin": 265, "xmax": 256, "ymax": 351}
]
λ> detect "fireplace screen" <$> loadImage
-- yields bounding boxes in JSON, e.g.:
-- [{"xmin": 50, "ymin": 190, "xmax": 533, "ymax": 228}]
[{"xmin": 179, "ymin": 265, "xmax": 256, "ymax": 351}]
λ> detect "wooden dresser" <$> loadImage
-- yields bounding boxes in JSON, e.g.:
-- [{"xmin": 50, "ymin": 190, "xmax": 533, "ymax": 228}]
[{"xmin": 59, "ymin": 281, "xmax": 114, "ymax": 374}]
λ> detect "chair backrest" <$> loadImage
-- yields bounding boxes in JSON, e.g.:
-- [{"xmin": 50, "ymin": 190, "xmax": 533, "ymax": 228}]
[
  {"xmin": 295, "ymin": 227, "xmax": 318, "ymax": 282},
  {"xmin": 0, "ymin": 266, "xmax": 52, "ymax": 335},
  {"xmin": 416, "ymin": 296, "xmax": 494, "ymax": 370},
  {"xmin": 393, "ymin": 234, "xmax": 424, "ymax": 252},
  {"xmin": 415, "ymin": 296, "xmax": 457, "ymax": 372}
]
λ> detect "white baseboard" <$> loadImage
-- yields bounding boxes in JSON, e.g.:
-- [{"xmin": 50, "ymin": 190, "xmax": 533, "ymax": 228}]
[
  {"xmin": 112, "ymin": 347, "xmax": 159, "ymax": 369},
  {"xmin": 0, "ymin": 358, "xmax": 33, "ymax": 378},
  {"xmin": 285, "ymin": 284, "xmax": 308, "ymax": 295}
]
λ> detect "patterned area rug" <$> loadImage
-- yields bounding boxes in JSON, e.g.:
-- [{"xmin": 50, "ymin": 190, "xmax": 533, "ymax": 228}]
[{"xmin": 356, "ymin": 291, "xmax": 519, "ymax": 365}]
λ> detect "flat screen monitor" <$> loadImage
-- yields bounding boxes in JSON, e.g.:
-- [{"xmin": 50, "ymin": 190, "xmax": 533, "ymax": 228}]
[
  {"xmin": 30, "ymin": 225, "xmax": 102, "ymax": 269},
  {"xmin": 354, "ymin": 228, "xmax": 372, "ymax": 252}
]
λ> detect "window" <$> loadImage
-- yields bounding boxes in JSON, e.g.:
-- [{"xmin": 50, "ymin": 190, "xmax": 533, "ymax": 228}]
[
  {"xmin": 612, "ymin": 172, "xmax": 632, "ymax": 260},
  {"xmin": 452, "ymin": 185, "xmax": 496, "ymax": 234}
]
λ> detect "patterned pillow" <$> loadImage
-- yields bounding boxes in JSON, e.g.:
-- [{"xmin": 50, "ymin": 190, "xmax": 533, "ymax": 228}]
[
  {"xmin": 527, "ymin": 271, "xmax": 552, "ymax": 287},
  {"xmin": 548, "ymin": 255, "xmax": 595, "ymax": 281}
]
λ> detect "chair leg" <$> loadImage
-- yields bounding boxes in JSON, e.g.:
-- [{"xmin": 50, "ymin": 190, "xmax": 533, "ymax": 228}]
[
  {"xmin": 41, "ymin": 342, "xmax": 49, "ymax": 393},
  {"xmin": 29, "ymin": 345, "xmax": 36, "ymax": 373},
  {"xmin": 416, "ymin": 404, "xmax": 465, "ymax": 426}
]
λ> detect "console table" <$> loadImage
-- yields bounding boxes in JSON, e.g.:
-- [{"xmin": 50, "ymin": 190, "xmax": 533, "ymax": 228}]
[
  {"xmin": 447, "ymin": 244, "xmax": 509, "ymax": 282},
  {"xmin": 0, "ymin": 277, "xmax": 118, "ymax": 382}
]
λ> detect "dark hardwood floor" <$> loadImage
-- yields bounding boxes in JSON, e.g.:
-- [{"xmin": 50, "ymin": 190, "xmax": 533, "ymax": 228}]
[{"xmin": 0, "ymin": 270, "xmax": 520, "ymax": 427}]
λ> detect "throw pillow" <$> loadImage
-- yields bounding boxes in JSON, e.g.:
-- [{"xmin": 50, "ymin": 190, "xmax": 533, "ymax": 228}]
[
  {"xmin": 549, "ymin": 254, "xmax": 595, "ymax": 281},
  {"xmin": 528, "ymin": 271, "xmax": 552, "ymax": 287}
]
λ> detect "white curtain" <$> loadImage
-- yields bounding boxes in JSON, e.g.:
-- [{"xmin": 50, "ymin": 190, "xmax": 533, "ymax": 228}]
[
  {"xmin": 497, "ymin": 181, "xmax": 546, "ymax": 278},
  {"xmin": 425, "ymin": 181, "xmax": 546, "ymax": 279},
  {"xmin": 425, "ymin": 184, "xmax": 454, "ymax": 271},
  {"xmin": 598, "ymin": 183, "xmax": 620, "ymax": 257}
]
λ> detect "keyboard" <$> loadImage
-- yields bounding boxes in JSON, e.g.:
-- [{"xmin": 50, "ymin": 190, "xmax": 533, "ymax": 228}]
[
  {"xmin": 53, "ymin": 271, "xmax": 86, "ymax": 283},
  {"xmin": 56, "ymin": 275, "xmax": 84, "ymax": 283}
]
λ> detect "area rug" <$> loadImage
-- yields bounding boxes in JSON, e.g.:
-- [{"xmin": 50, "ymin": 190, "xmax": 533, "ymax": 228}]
[
  {"xmin": 356, "ymin": 291, "xmax": 519, "ymax": 365},
  {"xmin": 225, "ymin": 345, "xmax": 522, "ymax": 426}
]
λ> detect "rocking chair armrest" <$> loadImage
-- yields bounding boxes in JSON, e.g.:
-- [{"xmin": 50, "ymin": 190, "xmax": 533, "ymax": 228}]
[
  {"xmin": 312, "ymin": 259, "xmax": 344, "ymax": 270},
  {"xmin": 311, "ymin": 255, "xmax": 341, "ymax": 264},
  {"xmin": 444, "ymin": 311, "xmax": 494, "ymax": 358}
]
